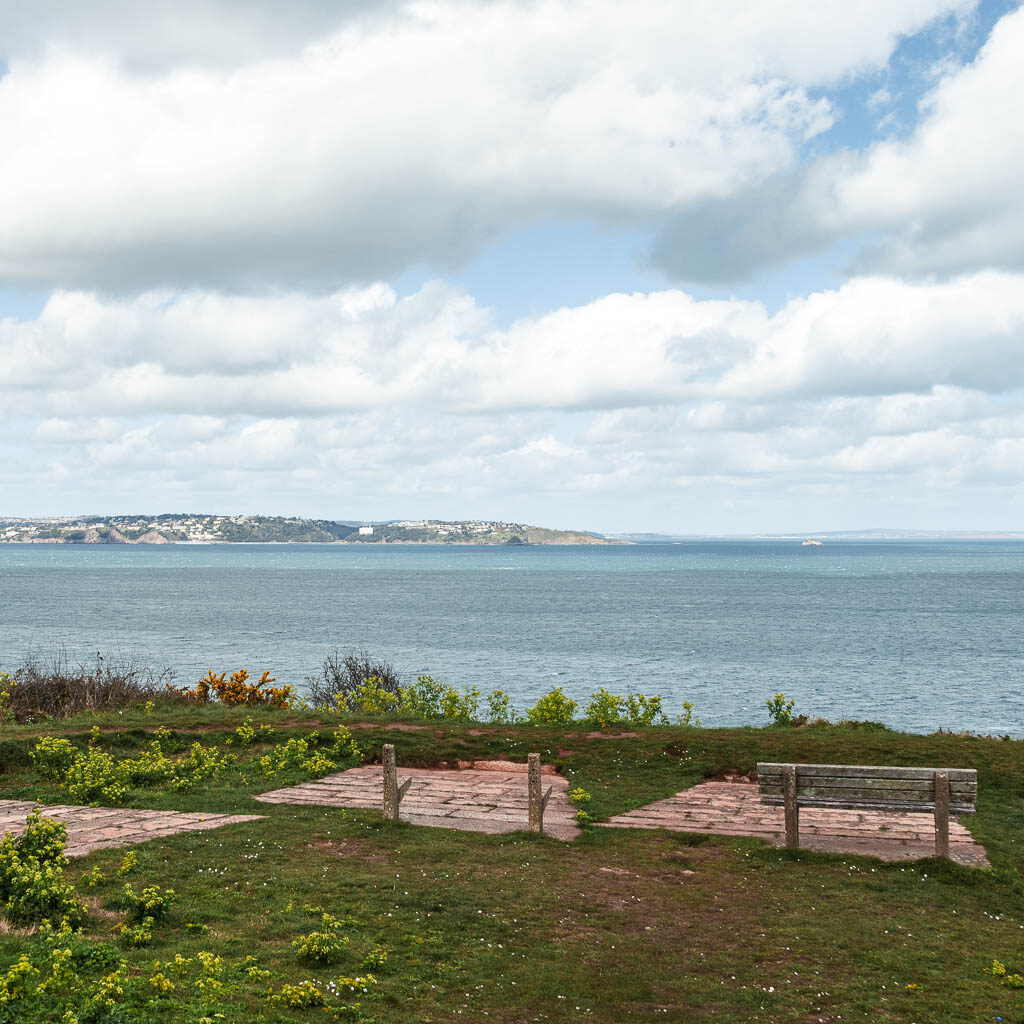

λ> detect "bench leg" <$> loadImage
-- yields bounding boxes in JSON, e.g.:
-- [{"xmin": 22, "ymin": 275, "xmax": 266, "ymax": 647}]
[
  {"xmin": 933, "ymin": 770, "xmax": 949, "ymax": 859},
  {"xmin": 783, "ymin": 764, "xmax": 800, "ymax": 850}
]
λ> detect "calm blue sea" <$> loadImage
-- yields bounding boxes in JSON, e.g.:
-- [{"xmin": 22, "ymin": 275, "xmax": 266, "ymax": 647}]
[{"xmin": 1, "ymin": 541, "xmax": 1022, "ymax": 736}]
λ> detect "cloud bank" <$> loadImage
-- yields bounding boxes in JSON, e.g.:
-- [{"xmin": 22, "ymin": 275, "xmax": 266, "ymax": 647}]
[{"xmin": 4, "ymin": 272, "xmax": 1023, "ymax": 529}]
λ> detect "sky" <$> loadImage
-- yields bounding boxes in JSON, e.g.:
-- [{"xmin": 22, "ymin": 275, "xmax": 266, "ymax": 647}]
[{"xmin": 1, "ymin": 0, "xmax": 1023, "ymax": 534}]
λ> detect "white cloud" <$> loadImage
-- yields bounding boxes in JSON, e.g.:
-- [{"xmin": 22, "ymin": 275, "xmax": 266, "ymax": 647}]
[
  {"xmin": 0, "ymin": 0, "xmax": 969, "ymax": 291},
  {"xmin": 4, "ymin": 272, "xmax": 1024, "ymax": 529},
  {"xmin": 658, "ymin": 4, "xmax": 1024, "ymax": 282},
  {"xmin": 6, "ymin": 273, "xmax": 1024, "ymax": 417}
]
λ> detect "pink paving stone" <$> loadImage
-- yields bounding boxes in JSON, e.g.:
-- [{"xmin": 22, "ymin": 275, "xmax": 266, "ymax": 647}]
[
  {"xmin": 256, "ymin": 765, "xmax": 580, "ymax": 840},
  {"xmin": 599, "ymin": 781, "xmax": 990, "ymax": 867},
  {"xmin": 0, "ymin": 799, "xmax": 263, "ymax": 857}
]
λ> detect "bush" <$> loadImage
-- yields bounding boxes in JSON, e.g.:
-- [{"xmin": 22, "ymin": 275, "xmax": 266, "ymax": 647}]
[
  {"xmin": 401, "ymin": 676, "xmax": 480, "ymax": 721},
  {"xmin": 305, "ymin": 650, "xmax": 402, "ymax": 711},
  {"xmin": 677, "ymin": 701, "xmax": 701, "ymax": 727},
  {"xmin": 0, "ymin": 810, "xmax": 85, "ymax": 925},
  {"xmin": 31, "ymin": 735, "xmax": 235, "ymax": 804},
  {"xmin": 292, "ymin": 929, "xmax": 349, "ymax": 964},
  {"xmin": 350, "ymin": 676, "xmax": 402, "ymax": 715},
  {"xmin": 525, "ymin": 687, "xmax": 578, "ymax": 725},
  {"xmin": 6, "ymin": 649, "xmax": 174, "ymax": 721},
  {"xmin": 119, "ymin": 883, "xmax": 175, "ymax": 923},
  {"xmin": 765, "ymin": 692, "xmax": 796, "ymax": 726},
  {"xmin": 486, "ymin": 689, "xmax": 517, "ymax": 724},
  {"xmin": 170, "ymin": 669, "xmax": 293, "ymax": 708}
]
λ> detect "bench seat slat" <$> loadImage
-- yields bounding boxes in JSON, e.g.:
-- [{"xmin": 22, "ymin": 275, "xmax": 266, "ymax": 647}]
[
  {"xmin": 758, "ymin": 778, "xmax": 975, "ymax": 797},
  {"xmin": 761, "ymin": 795, "xmax": 975, "ymax": 814},
  {"xmin": 757, "ymin": 763, "xmax": 977, "ymax": 783},
  {"xmin": 761, "ymin": 786, "xmax": 974, "ymax": 802},
  {"xmin": 757, "ymin": 777, "xmax": 976, "ymax": 798}
]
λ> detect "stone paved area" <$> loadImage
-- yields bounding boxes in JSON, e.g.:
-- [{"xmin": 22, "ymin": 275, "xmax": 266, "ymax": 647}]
[
  {"xmin": 0, "ymin": 800, "xmax": 263, "ymax": 858},
  {"xmin": 599, "ymin": 781, "xmax": 990, "ymax": 866},
  {"xmin": 256, "ymin": 763, "xmax": 580, "ymax": 840}
]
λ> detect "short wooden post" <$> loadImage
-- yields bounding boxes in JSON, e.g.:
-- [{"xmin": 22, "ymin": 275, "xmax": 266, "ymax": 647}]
[
  {"xmin": 934, "ymin": 770, "xmax": 950, "ymax": 859},
  {"xmin": 527, "ymin": 753, "xmax": 552, "ymax": 833},
  {"xmin": 783, "ymin": 764, "xmax": 800, "ymax": 850},
  {"xmin": 383, "ymin": 744, "xmax": 398, "ymax": 820},
  {"xmin": 382, "ymin": 744, "xmax": 412, "ymax": 821}
]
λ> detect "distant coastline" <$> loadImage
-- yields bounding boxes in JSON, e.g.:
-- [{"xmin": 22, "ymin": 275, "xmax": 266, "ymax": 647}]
[{"xmin": 0, "ymin": 514, "xmax": 624, "ymax": 546}]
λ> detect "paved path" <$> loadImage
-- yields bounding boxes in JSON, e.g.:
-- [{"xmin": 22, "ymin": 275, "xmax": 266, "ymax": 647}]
[
  {"xmin": 599, "ymin": 781, "xmax": 990, "ymax": 866},
  {"xmin": 0, "ymin": 800, "xmax": 262, "ymax": 858},
  {"xmin": 256, "ymin": 763, "xmax": 581, "ymax": 840}
]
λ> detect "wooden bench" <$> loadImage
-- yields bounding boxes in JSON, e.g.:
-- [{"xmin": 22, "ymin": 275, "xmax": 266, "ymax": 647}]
[{"xmin": 757, "ymin": 762, "xmax": 978, "ymax": 859}]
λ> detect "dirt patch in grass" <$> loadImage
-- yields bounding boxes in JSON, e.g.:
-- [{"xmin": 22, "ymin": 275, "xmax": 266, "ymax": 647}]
[
  {"xmin": 585, "ymin": 730, "xmax": 640, "ymax": 739},
  {"xmin": 305, "ymin": 837, "xmax": 389, "ymax": 862}
]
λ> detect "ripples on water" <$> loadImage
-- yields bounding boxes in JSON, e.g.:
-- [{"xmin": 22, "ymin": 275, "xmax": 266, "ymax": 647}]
[{"xmin": 1, "ymin": 541, "xmax": 1022, "ymax": 736}]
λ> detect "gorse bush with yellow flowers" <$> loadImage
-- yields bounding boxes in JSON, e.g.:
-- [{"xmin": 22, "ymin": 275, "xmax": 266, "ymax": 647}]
[{"xmin": 169, "ymin": 668, "xmax": 294, "ymax": 708}]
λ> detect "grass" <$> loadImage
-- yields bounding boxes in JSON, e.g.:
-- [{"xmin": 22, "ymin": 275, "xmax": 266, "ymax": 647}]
[{"xmin": 0, "ymin": 702, "xmax": 1021, "ymax": 1022}]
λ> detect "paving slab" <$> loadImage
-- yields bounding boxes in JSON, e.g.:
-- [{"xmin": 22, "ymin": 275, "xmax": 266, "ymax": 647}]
[
  {"xmin": 0, "ymin": 800, "xmax": 263, "ymax": 858},
  {"xmin": 599, "ymin": 781, "xmax": 990, "ymax": 867},
  {"xmin": 256, "ymin": 764, "xmax": 580, "ymax": 840}
]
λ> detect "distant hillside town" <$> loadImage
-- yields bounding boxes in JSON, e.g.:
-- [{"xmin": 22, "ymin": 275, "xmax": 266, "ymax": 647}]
[{"xmin": 0, "ymin": 514, "xmax": 617, "ymax": 546}]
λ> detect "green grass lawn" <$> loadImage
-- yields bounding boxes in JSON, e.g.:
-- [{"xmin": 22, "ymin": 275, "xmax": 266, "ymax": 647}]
[{"xmin": 0, "ymin": 706, "xmax": 1021, "ymax": 1022}]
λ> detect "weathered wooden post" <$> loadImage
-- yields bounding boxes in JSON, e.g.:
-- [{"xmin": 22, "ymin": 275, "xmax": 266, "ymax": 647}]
[
  {"xmin": 933, "ymin": 770, "xmax": 950, "ymax": 859},
  {"xmin": 528, "ymin": 753, "xmax": 553, "ymax": 833},
  {"xmin": 382, "ymin": 744, "xmax": 411, "ymax": 821},
  {"xmin": 782, "ymin": 764, "xmax": 800, "ymax": 850}
]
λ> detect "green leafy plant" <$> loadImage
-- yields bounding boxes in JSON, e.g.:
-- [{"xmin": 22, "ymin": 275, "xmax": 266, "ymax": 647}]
[
  {"xmin": 986, "ymin": 958, "xmax": 1024, "ymax": 988},
  {"xmin": 118, "ymin": 883, "xmax": 175, "ymax": 923},
  {"xmin": 361, "ymin": 946, "xmax": 388, "ymax": 970},
  {"xmin": 765, "ymin": 692, "xmax": 796, "ymax": 726},
  {"xmin": 0, "ymin": 672, "xmax": 16, "ymax": 726},
  {"xmin": 292, "ymin": 928, "xmax": 350, "ymax": 964},
  {"xmin": 486, "ymin": 689, "xmax": 517, "ymax": 724},
  {"xmin": 0, "ymin": 810, "xmax": 85, "ymax": 925},
  {"xmin": 117, "ymin": 915, "xmax": 154, "ymax": 948},
  {"xmin": 351, "ymin": 675, "xmax": 403, "ymax": 715},
  {"xmin": 584, "ymin": 688, "xmax": 623, "ymax": 728},
  {"xmin": 525, "ymin": 687, "xmax": 578, "ymax": 725},
  {"xmin": 677, "ymin": 700, "xmax": 702, "ymax": 727}
]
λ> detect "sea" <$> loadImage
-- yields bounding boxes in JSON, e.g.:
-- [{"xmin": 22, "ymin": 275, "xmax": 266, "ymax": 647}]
[{"xmin": 1, "ymin": 540, "xmax": 1022, "ymax": 736}]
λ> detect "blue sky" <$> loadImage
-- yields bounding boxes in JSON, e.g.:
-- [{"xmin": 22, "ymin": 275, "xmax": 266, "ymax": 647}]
[{"xmin": 2, "ymin": 0, "xmax": 1023, "ymax": 533}]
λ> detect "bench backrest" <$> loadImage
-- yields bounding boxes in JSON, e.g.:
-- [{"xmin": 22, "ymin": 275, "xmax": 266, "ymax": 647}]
[{"xmin": 757, "ymin": 762, "xmax": 977, "ymax": 814}]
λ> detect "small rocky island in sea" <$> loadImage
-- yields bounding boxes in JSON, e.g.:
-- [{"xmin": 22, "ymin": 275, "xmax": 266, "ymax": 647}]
[{"xmin": 0, "ymin": 514, "xmax": 620, "ymax": 546}]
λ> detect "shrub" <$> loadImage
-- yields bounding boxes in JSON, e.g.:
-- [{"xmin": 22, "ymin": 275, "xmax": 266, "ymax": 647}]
[
  {"xmin": 986, "ymin": 958, "xmax": 1024, "ymax": 988},
  {"xmin": 30, "ymin": 736, "xmax": 81, "ymax": 780},
  {"xmin": 0, "ymin": 810, "xmax": 85, "ymax": 925},
  {"xmin": 765, "ymin": 692, "xmax": 796, "ymax": 726},
  {"xmin": 584, "ymin": 688, "xmax": 623, "ymax": 728},
  {"xmin": 361, "ymin": 946, "xmax": 388, "ymax": 970},
  {"xmin": 486, "ymin": 689, "xmax": 517, "ymax": 724},
  {"xmin": 622, "ymin": 692, "xmax": 668, "ymax": 726},
  {"xmin": 525, "ymin": 687, "xmax": 578, "ymax": 725},
  {"xmin": 677, "ymin": 701, "xmax": 702, "ymax": 727},
  {"xmin": 584, "ymin": 689, "xmax": 668, "ymax": 728},
  {"xmin": 118, "ymin": 916, "xmax": 154, "ymax": 947},
  {"xmin": 7, "ymin": 649, "xmax": 174, "ymax": 721},
  {"xmin": 351, "ymin": 676, "xmax": 403, "ymax": 715},
  {"xmin": 402, "ymin": 676, "xmax": 480, "ymax": 721},
  {"xmin": 32, "ymin": 735, "xmax": 234, "ymax": 804},
  {"xmin": 292, "ymin": 929, "xmax": 349, "ymax": 964},
  {"xmin": 170, "ymin": 669, "xmax": 294, "ymax": 708},
  {"xmin": 306, "ymin": 649, "xmax": 402, "ymax": 711},
  {"xmin": 118, "ymin": 883, "xmax": 174, "ymax": 926}
]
